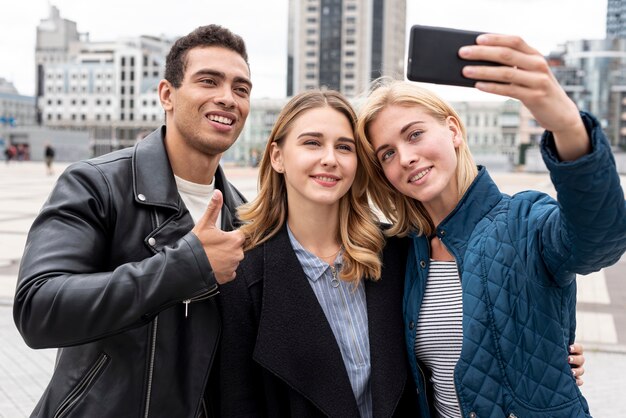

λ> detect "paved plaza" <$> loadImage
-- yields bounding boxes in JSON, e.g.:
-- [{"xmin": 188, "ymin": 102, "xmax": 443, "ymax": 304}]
[{"xmin": 1, "ymin": 160, "xmax": 625, "ymax": 417}]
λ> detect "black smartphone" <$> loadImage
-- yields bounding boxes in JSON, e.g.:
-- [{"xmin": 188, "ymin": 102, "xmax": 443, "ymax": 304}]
[{"xmin": 406, "ymin": 25, "xmax": 499, "ymax": 88}]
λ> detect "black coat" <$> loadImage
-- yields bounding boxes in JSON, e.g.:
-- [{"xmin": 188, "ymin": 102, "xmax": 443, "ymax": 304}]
[
  {"xmin": 14, "ymin": 127, "xmax": 246, "ymax": 417},
  {"xmin": 218, "ymin": 226, "xmax": 419, "ymax": 417}
]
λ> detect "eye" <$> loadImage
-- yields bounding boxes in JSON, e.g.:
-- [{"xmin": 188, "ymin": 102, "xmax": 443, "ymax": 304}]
[
  {"xmin": 200, "ymin": 78, "xmax": 217, "ymax": 86},
  {"xmin": 234, "ymin": 86, "xmax": 250, "ymax": 97},
  {"xmin": 303, "ymin": 139, "xmax": 321, "ymax": 147},
  {"xmin": 380, "ymin": 149, "xmax": 395, "ymax": 162},
  {"xmin": 337, "ymin": 143, "xmax": 354, "ymax": 152},
  {"xmin": 408, "ymin": 130, "xmax": 423, "ymax": 142}
]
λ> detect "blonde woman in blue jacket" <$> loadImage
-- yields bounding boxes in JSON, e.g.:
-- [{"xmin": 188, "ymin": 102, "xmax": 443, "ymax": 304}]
[{"xmin": 357, "ymin": 34, "xmax": 626, "ymax": 417}]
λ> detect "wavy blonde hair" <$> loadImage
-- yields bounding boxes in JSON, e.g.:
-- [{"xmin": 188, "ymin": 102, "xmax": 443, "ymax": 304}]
[
  {"xmin": 356, "ymin": 79, "xmax": 478, "ymax": 237},
  {"xmin": 238, "ymin": 90, "xmax": 384, "ymax": 282}
]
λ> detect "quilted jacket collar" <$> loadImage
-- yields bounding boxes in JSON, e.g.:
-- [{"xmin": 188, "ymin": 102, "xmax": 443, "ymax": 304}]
[{"xmin": 435, "ymin": 166, "xmax": 502, "ymax": 254}]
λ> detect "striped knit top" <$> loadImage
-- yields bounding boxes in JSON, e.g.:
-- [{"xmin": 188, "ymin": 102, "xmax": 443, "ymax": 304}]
[{"xmin": 414, "ymin": 260, "xmax": 463, "ymax": 418}]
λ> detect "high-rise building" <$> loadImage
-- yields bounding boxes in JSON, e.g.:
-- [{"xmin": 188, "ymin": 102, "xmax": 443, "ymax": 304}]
[
  {"xmin": 607, "ymin": 0, "xmax": 626, "ymax": 39},
  {"xmin": 286, "ymin": 0, "xmax": 406, "ymax": 97},
  {"xmin": 549, "ymin": 38, "xmax": 626, "ymax": 148},
  {"xmin": 35, "ymin": 6, "xmax": 81, "ymax": 124},
  {"xmin": 35, "ymin": 6, "xmax": 173, "ymax": 152}
]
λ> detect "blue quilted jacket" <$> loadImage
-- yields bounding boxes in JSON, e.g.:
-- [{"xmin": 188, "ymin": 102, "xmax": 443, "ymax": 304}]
[{"xmin": 403, "ymin": 112, "xmax": 626, "ymax": 418}]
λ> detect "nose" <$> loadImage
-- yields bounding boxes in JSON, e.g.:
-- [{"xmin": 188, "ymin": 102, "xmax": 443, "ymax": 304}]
[
  {"xmin": 398, "ymin": 143, "xmax": 417, "ymax": 168},
  {"xmin": 214, "ymin": 85, "xmax": 236, "ymax": 109},
  {"xmin": 320, "ymin": 145, "xmax": 338, "ymax": 167}
]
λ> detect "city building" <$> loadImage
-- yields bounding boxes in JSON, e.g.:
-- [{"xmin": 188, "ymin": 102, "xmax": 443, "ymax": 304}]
[
  {"xmin": 286, "ymin": 0, "xmax": 406, "ymax": 97},
  {"xmin": 36, "ymin": 6, "xmax": 173, "ymax": 154},
  {"xmin": 549, "ymin": 37, "xmax": 626, "ymax": 149},
  {"xmin": 0, "ymin": 77, "xmax": 89, "ymax": 162},
  {"xmin": 607, "ymin": 0, "xmax": 626, "ymax": 39}
]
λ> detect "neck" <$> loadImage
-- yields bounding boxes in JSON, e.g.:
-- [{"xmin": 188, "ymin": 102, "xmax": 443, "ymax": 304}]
[
  {"xmin": 287, "ymin": 201, "xmax": 341, "ymax": 258},
  {"xmin": 164, "ymin": 128, "xmax": 221, "ymax": 185}
]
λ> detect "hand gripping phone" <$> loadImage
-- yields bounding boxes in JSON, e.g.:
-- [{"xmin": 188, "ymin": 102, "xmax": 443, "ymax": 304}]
[{"xmin": 406, "ymin": 25, "xmax": 499, "ymax": 88}]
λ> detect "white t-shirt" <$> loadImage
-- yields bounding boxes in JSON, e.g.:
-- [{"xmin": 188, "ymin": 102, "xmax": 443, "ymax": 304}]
[{"xmin": 174, "ymin": 174, "xmax": 222, "ymax": 228}]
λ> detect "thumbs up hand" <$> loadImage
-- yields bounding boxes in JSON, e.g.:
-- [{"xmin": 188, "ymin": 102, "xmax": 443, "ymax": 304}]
[{"xmin": 191, "ymin": 190, "xmax": 245, "ymax": 284}]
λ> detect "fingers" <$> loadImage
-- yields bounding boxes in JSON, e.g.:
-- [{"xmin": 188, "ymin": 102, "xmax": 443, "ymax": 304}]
[
  {"xmin": 475, "ymin": 33, "xmax": 540, "ymax": 56},
  {"xmin": 568, "ymin": 343, "xmax": 585, "ymax": 386},
  {"xmin": 200, "ymin": 190, "xmax": 223, "ymax": 228},
  {"xmin": 210, "ymin": 229, "xmax": 245, "ymax": 285}
]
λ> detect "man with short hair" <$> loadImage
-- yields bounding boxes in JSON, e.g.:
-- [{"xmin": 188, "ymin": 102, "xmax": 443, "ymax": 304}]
[{"xmin": 14, "ymin": 24, "xmax": 251, "ymax": 417}]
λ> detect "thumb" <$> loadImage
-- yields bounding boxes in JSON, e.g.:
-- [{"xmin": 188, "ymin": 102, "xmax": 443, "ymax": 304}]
[{"xmin": 202, "ymin": 189, "xmax": 223, "ymax": 227}]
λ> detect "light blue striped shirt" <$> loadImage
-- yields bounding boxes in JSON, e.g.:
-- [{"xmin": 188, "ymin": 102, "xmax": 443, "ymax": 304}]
[{"xmin": 287, "ymin": 225, "xmax": 372, "ymax": 418}]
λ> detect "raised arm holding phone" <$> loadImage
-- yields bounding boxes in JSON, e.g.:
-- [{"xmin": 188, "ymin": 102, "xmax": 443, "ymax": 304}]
[{"xmin": 357, "ymin": 31, "xmax": 626, "ymax": 417}]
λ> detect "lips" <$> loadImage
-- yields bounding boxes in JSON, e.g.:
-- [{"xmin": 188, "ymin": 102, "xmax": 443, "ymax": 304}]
[
  {"xmin": 207, "ymin": 114, "xmax": 233, "ymax": 125},
  {"xmin": 313, "ymin": 175, "xmax": 339, "ymax": 183},
  {"xmin": 408, "ymin": 167, "xmax": 432, "ymax": 183}
]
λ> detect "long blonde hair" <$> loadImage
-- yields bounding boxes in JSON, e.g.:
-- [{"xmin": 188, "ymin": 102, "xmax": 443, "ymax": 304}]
[
  {"xmin": 356, "ymin": 79, "xmax": 478, "ymax": 237},
  {"xmin": 238, "ymin": 90, "xmax": 384, "ymax": 281}
]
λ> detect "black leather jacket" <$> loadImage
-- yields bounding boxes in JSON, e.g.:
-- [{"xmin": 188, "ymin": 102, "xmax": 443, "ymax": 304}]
[{"xmin": 14, "ymin": 126, "xmax": 246, "ymax": 417}]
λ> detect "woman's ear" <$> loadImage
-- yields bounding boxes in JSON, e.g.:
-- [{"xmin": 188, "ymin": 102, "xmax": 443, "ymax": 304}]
[
  {"xmin": 446, "ymin": 116, "xmax": 463, "ymax": 148},
  {"xmin": 269, "ymin": 142, "xmax": 284, "ymax": 173}
]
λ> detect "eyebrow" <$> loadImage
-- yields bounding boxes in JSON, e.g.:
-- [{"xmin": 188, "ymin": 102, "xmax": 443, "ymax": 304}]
[
  {"xmin": 374, "ymin": 120, "xmax": 423, "ymax": 155},
  {"xmin": 297, "ymin": 132, "xmax": 356, "ymax": 144},
  {"xmin": 192, "ymin": 69, "xmax": 253, "ymax": 89}
]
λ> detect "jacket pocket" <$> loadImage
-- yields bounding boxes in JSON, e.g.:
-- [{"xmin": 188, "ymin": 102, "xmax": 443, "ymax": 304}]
[{"xmin": 53, "ymin": 352, "xmax": 110, "ymax": 418}]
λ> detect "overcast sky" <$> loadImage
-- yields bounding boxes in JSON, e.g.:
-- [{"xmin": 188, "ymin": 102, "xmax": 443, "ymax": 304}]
[{"xmin": 0, "ymin": 0, "xmax": 607, "ymax": 101}]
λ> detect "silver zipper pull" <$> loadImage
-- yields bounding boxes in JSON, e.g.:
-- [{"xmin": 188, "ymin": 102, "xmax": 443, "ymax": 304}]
[
  {"xmin": 183, "ymin": 299, "xmax": 190, "ymax": 318},
  {"xmin": 330, "ymin": 265, "xmax": 340, "ymax": 288}
]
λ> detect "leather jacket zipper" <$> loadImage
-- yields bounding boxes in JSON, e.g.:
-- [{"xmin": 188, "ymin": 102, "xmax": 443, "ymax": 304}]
[
  {"xmin": 144, "ymin": 209, "xmax": 161, "ymax": 418},
  {"xmin": 143, "ymin": 316, "xmax": 158, "ymax": 418},
  {"xmin": 182, "ymin": 284, "xmax": 220, "ymax": 318},
  {"xmin": 53, "ymin": 353, "xmax": 109, "ymax": 418}
]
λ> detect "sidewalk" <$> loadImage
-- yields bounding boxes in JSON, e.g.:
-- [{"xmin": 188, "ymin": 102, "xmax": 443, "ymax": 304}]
[{"xmin": 1, "ymin": 161, "xmax": 626, "ymax": 416}]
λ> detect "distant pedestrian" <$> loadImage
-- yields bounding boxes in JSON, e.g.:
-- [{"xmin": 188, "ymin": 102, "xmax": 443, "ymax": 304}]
[
  {"xmin": 44, "ymin": 143, "xmax": 55, "ymax": 175},
  {"xmin": 4, "ymin": 144, "xmax": 16, "ymax": 164}
]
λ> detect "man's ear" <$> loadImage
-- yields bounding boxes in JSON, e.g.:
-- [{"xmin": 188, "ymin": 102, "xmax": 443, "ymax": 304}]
[{"xmin": 158, "ymin": 79, "xmax": 174, "ymax": 112}]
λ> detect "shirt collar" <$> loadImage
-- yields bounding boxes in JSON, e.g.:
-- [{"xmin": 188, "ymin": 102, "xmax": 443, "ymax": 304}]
[{"xmin": 286, "ymin": 223, "xmax": 342, "ymax": 282}]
